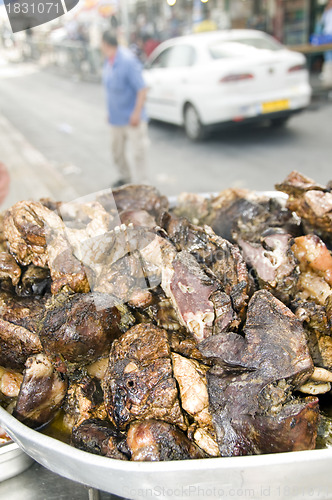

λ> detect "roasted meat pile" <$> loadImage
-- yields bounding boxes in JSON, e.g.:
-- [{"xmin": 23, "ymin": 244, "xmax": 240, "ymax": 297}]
[{"xmin": 1, "ymin": 175, "xmax": 332, "ymax": 461}]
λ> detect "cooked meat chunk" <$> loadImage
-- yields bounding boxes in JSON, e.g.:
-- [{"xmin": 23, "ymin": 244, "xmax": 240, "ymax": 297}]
[
  {"xmin": 292, "ymin": 236, "xmax": 332, "ymax": 305},
  {"xmin": 162, "ymin": 215, "xmax": 249, "ymax": 318},
  {"xmin": 205, "ymin": 190, "xmax": 300, "ymax": 245},
  {"xmin": 112, "ymin": 185, "xmax": 168, "ymax": 219},
  {"xmin": 172, "ymin": 192, "xmax": 210, "ymax": 225},
  {"xmin": 0, "ymin": 252, "xmax": 21, "ymax": 288},
  {"xmin": 126, "ymin": 420, "xmax": 206, "ymax": 461},
  {"xmin": 72, "ymin": 419, "xmax": 127, "ymax": 459},
  {"xmin": 103, "ymin": 323, "xmax": 186, "ymax": 430},
  {"xmin": 0, "ymin": 319, "xmax": 42, "ymax": 370},
  {"xmin": 199, "ymin": 290, "xmax": 316, "ymax": 456},
  {"xmin": 163, "ymin": 250, "xmax": 237, "ymax": 342},
  {"xmin": 168, "ymin": 330, "xmax": 207, "ymax": 362},
  {"xmin": 0, "ymin": 291, "xmax": 48, "ymax": 334},
  {"xmin": 119, "ymin": 209, "xmax": 156, "ymax": 229},
  {"xmin": 15, "ymin": 265, "xmax": 51, "ymax": 297},
  {"xmin": 14, "ymin": 354, "xmax": 68, "ymax": 427},
  {"xmin": 276, "ymin": 171, "xmax": 332, "ymax": 239},
  {"xmin": 39, "ymin": 292, "xmax": 122, "ymax": 364},
  {"xmin": 0, "ymin": 366, "xmax": 23, "ymax": 398},
  {"xmin": 3, "ymin": 201, "xmax": 90, "ymax": 294},
  {"xmin": 4, "ymin": 201, "xmax": 50, "ymax": 267},
  {"xmin": 63, "ymin": 376, "xmax": 106, "ymax": 430},
  {"xmin": 238, "ymin": 233, "xmax": 299, "ymax": 304},
  {"xmin": 293, "ymin": 299, "xmax": 332, "ymax": 370},
  {"xmin": 172, "ymin": 353, "xmax": 219, "ymax": 456}
]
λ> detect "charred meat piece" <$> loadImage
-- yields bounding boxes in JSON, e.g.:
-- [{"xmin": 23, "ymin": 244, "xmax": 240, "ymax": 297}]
[
  {"xmin": 13, "ymin": 353, "xmax": 68, "ymax": 428},
  {"xmin": 15, "ymin": 265, "xmax": 51, "ymax": 297},
  {"xmin": 238, "ymin": 232, "xmax": 299, "ymax": 304},
  {"xmin": 4, "ymin": 201, "xmax": 50, "ymax": 267},
  {"xmin": 199, "ymin": 290, "xmax": 316, "ymax": 456},
  {"xmin": 276, "ymin": 171, "xmax": 332, "ymax": 240},
  {"xmin": 164, "ymin": 251, "xmax": 236, "ymax": 342},
  {"xmin": 0, "ymin": 318, "xmax": 42, "ymax": 371},
  {"xmin": 63, "ymin": 376, "xmax": 107, "ymax": 430},
  {"xmin": 39, "ymin": 292, "xmax": 122, "ymax": 365},
  {"xmin": 0, "ymin": 252, "xmax": 21, "ymax": 289},
  {"xmin": 3, "ymin": 201, "xmax": 90, "ymax": 294},
  {"xmin": 103, "ymin": 323, "xmax": 186, "ymax": 430},
  {"xmin": 126, "ymin": 420, "xmax": 206, "ymax": 461},
  {"xmin": 0, "ymin": 291, "xmax": 49, "ymax": 334},
  {"xmin": 172, "ymin": 353, "xmax": 219, "ymax": 456},
  {"xmin": 72, "ymin": 419, "xmax": 127, "ymax": 459},
  {"xmin": 293, "ymin": 299, "xmax": 332, "ymax": 370},
  {"xmin": 205, "ymin": 190, "xmax": 300, "ymax": 245},
  {"xmin": 162, "ymin": 215, "xmax": 249, "ymax": 318},
  {"xmin": 110, "ymin": 185, "xmax": 168, "ymax": 219}
]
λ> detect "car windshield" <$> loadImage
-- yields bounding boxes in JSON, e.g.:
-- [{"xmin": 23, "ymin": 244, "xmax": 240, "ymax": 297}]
[{"xmin": 209, "ymin": 36, "xmax": 283, "ymax": 59}]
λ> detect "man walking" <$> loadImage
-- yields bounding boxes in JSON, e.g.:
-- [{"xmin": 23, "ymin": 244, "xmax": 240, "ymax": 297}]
[{"xmin": 101, "ymin": 31, "xmax": 149, "ymax": 187}]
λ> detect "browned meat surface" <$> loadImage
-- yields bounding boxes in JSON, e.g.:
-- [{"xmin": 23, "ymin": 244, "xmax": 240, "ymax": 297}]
[
  {"xmin": 204, "ymin": 192, "xmax": 300, "ymax": 245},
  {"xmin": 72, "ymin": 419, "xmax": 127, "ymax": 459},
  {"xmin": 0, "ymin": 319, "xmax": 42, "ymax": 371},
  {"xmin": 172, "ymin": 353, "xmax": 219, "ymax": 456},
  {"xmin": 4, "ymin": 201, "xmax": 49, "ymax": 267},
  {"xmin": 292, "ymin": 235, "xmax": 332, "ymax": 306},
  {"xmin": 0, "ymin": 291, "xmax": 48, "ymax": 334},
  {"xmin": 0, "ymin": 366, "xmax": 23, "ymax": 398},
  {"xmin": 103, "ymin": 323, "xmax": 186, "ymax": 430},
  {"xmin": 15, "ymin": 265, "xmax": 51, "ymax": 297},
  {"xmin": 3, "ymin": 201, "xmax": 90, "ymax": 294},
  {"xmin": 39, "ymin": 292, "xmax": 122, "ymax": 365},
  {"xmin": 0, "ymin": 252, "xmax": 21, "ymax": 288},
  {"xmin": 162, "ymin": 215, "xmax": 249, "ymax": 318},
  {"xmin": 63, "ymin": 376, "xmax": 107, "ymax": 430},
  {"xmin": 126, "ymin": 420, "xmax": 206, "ymax": 461},
  {"xmin": 164, "ymin": 251, "xmax": 237, "ymax": 342},
  {"xmin": 293, "ymin": 299, "xmax": 332, "ymax": 370},
  {"xmin": 199, "ymin": 290, "xmax": 316, "ymax": 456},
  {"xmin": 276, "ymin": 171, "xmax": 332, "ymax": 241},
  {"xmin": 14, "ymin": 353, "xmax": 68, "ymax": 427},
  {"xmin": 97, "ymin": 185, "xmax": 168, "ymax": 220},
  {"xmin": 238, "ymin": 233, "xmax": 299, "ymax": 304}
]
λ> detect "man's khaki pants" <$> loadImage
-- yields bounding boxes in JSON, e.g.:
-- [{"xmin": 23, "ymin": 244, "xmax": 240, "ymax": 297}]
[{"xmin": 111, "ymin": 121, "xmax": 149, "ymax": 184}]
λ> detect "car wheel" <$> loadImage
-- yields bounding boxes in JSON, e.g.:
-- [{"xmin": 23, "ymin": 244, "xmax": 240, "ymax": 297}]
[
  {"xmin": 184, "ymin": 104, "xmax": 206, "ymax": 141},
  {"xmin": 270, "ymin": 116, "xmax": 290, "ymax": 128}
]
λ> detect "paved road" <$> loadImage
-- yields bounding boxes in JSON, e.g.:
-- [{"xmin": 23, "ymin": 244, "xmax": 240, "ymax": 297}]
[{"xmin": 0, "ymin": 59, "xmax": 331, "ymax": 202}]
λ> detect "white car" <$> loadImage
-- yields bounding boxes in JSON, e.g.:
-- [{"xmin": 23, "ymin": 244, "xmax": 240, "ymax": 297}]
[{"xmin": 143, "ymin": 30, "xmax": 311, "ymax": 140}]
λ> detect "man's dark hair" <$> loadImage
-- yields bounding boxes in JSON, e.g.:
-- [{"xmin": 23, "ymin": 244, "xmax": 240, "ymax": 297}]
[{"xmin": 102, "ymin": 31, "xmax": 118, "ymax": 47}]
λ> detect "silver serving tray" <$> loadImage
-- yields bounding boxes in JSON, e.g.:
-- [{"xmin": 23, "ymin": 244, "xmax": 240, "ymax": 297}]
[
  {"xmin": 0, "ymin": 439, "xmax": 33, "ymax": 482},
  {"xmin": 1, "ymin": 190, "xmax": 331, "ymax": 499}
]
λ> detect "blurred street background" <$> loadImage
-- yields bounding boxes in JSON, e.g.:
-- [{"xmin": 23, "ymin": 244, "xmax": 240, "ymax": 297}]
[
  {"xmin": 0, "ymin": 0, "xmax": 331, "ymax": 210},
  {"xmin": 0, "ymin": 0, "xmax": 332, "ymax": 208},
  {"xmin": 0, "ymin": 1, "xmax": 332, "ymax": 499}
]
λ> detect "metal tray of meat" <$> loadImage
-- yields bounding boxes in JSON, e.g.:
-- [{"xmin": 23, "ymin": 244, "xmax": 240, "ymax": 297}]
[
  {"xmin": 1, "ymin": 189, "xmax": 331, "ymax": 500},
  {"xmin": 0, "ymin": 439, "xmax": 33, "ymax": 482},
  {"xmin": 1, "ymin": 406, "xmax": 332, "ymax": 499}
]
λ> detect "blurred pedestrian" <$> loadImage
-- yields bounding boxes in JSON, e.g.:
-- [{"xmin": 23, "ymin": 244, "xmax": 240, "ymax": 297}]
[
  {"xmin": 0, "ymin": 162, "xmax": 10, "ymax": 205},
  {"xmin": 101, "ymin": 31, "xmax": 149, "ymax": 187}
]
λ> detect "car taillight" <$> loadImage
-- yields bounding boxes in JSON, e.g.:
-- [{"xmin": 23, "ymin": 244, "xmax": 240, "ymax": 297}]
[
  {"xmin": 288, "ymin": 64, "xmax": 306, "ymax": 73},
  {"xmin": 219, "ymin": 73, "xmax": 254, "ymax": 83}
]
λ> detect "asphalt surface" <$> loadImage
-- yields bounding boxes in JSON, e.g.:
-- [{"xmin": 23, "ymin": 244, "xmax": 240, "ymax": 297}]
[{"xmin": 0, "ymin": 59, "xmax": 331, "ymax": 202}]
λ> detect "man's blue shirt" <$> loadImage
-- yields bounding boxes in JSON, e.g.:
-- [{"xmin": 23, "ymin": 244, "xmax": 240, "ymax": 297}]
[{"xmin": 103, "ymin": 47, "xmax": 147, "ymax": 126}]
